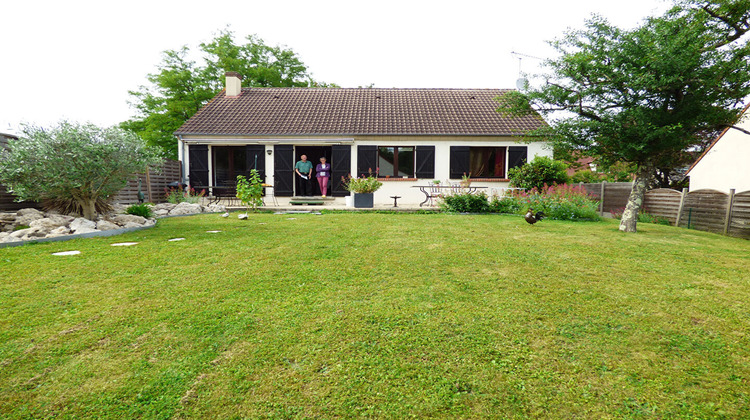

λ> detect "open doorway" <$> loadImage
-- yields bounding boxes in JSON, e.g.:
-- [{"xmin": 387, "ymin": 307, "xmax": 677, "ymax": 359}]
[{"xmin": 294, "ymin": 146, "xmax": 332, "ymax": 196}]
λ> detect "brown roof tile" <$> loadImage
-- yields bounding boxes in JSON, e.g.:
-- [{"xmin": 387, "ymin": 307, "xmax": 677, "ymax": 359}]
[{"xmin": 175, "ymin": 88, "xmax": 546, "ymax": 136}]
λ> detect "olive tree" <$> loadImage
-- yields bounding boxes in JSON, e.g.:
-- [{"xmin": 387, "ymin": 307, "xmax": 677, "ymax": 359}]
[{"xmin": 0, "ymin": 121, "xmax": 163, "ymax": 220}]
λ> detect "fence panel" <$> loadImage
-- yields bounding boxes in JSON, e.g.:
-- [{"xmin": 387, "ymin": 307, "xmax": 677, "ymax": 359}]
[
  {"xmin": 643, "ymin": 189, "xmax": 682, "ymax": 224},
  {"xmin": 728, "ymin": 191, "xmax": 750, "ymax": 239},
  {"xmin": 112, "ymin": 160, "xmax": 182, "ymax": 205},
  {"xmin": 677, "ymin": 189, "xmax": 729, "ymax": 233}
]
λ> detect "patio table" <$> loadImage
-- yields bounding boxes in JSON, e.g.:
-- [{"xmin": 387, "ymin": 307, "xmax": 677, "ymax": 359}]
[{"xmin": 411, "ymin": 185, "xmax": 487, "ymax": 207}]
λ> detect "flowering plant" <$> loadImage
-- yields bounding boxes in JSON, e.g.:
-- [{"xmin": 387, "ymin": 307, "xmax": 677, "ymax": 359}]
[
  {"xmin": 504, "ymin": 183, "xmax": 600, "ymax": 220},
  {"xmin": 165, "ymin": 185, "xmax": 205, "ymax": 204},
  {"xmin": 342, "ymin": 169, "xmax": 382, "ymax": 194}
]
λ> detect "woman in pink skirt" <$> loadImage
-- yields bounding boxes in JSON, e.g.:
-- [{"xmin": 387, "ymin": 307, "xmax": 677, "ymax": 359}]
[{"xmin": 316, "ymin": 157, "xmax": 331, "ymax": 197}]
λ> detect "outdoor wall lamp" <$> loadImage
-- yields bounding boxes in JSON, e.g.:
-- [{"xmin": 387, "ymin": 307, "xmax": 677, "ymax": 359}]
[{"xmin": 267, "ymin": 149, "xmax": 273, "ymax": 155}]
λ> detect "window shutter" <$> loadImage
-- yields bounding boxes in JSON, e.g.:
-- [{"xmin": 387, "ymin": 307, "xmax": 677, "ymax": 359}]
[
  {"xmin": 273, "ymin": 145, "xmax": 294, "ymax": 196},
  {"xmin": 245, "ymin": 145, "xmax": 266, "ymax": 182},
  {"xmin": 415, "ymin": 146, "xmax": 435, "ymax": 179},
  {"xmin": 357, "ymin": 145, "xmax": 378, "ymax": 177},
  {"xmin": 508, "ymin": 146, "xmax": 528, "ymax": 171},
  {"xmin": 331, "ymin": 145, "xmax": 351, "ymax": 197},
  {"xmin": 449, "ymin": 146, "xmax": 470, "ymax": 179},
  {"xmin": 188, "ymin": 145, "xmax": 209, "ymax": 188}
]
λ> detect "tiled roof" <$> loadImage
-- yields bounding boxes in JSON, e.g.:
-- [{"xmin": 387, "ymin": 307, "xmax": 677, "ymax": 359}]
[{"xmin": 175, "ymin": 88, "xmax": 545, "ymax": 136}]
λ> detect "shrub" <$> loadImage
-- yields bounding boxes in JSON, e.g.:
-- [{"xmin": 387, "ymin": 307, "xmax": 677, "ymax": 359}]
[
  {"xmin": 236, "ymin": 170, "xmax": 264, "ymax": 213},
  {"xmin": 126, "ymin": 203, "xmax": 153, "ymax": 218},
  {"xmin": 570, "ymin": 170, "xmax": 603, "ymax": 184},
  {"xmin": 489, "ymin": 195, "xmax": 523, "ymax": 214},
  {"xmin": 440, "ymin": 192, "xmax": 490, "ymax": 213},
  {"xmin": 507, "ymin": 184, "xmax": 601, "ymax": 221},
  {"xmin": 508, "ymin": 156, "xmax": 569, "ymax": 191},
  {"xmin": 165, "ymin": 185, "xmax": 205, "ymax": 204}
]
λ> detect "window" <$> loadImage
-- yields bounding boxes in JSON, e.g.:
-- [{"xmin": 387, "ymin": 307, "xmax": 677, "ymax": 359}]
[
  {"xmin": 378, "ymin": 146, "xmax": 415, "ymax": 177},
  {"xmin": 469, "ymin": 147, "xmax": 507, "ymax": 178}
]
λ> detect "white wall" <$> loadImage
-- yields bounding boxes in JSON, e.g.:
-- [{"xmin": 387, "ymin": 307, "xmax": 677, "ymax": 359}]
[{"xmin": 689, "ymin": 115, "xmax": 750, "ymax": 193}]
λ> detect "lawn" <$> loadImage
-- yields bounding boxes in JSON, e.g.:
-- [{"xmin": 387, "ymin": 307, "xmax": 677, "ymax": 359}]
[{"xmin": 1, "ymin": 212, "xmax": 749, "ymax": 419}]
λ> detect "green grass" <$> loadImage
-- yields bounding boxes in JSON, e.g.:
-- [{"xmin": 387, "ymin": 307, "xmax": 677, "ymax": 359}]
[{"xmin": 1, "ymin": 213, "xmax": 749, "ymax": 419}]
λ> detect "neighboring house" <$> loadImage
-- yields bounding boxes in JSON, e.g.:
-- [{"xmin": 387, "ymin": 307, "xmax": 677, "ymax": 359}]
[
  {"xmin": 175, "ymin": 72, "xmax": 551, "ymax": 205},
  {"xmin": 687, "ymin": 104, "xmax": 750, "ymax": 193}
]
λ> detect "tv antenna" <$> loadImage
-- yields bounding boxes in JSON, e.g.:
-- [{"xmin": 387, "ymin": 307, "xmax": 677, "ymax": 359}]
[{"xmin": 510, "ymin": 51, "xmax": 543, "ymax": 90}]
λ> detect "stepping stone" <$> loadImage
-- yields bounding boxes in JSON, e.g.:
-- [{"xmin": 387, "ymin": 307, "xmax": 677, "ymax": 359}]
[
  {"xmin": 206, "ymin": 230, "xmax": 221, "ymax": 233},
  {"xmin": 286, "ymin": 218, "xmax": 297, "ymax": 220},
  {"xmin": 111, "ymin": 242, "xmax": 139, "ymax": 247},
  {"xmin": 168, "ymin": 238, "xmax": 186, "ymax": 242},
  {"xmin": 52, "ymin": 251, "xmax": 81, "ymax": 256},
  {"xmin": 258, "ymin": 223, "xmax": 267, "ymax": 225}
]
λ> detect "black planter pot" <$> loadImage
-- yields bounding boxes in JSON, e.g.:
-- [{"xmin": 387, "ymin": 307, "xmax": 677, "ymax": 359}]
[{"xmin": 353, "ymin": 193, "xmax": 374, "ymax": 208}]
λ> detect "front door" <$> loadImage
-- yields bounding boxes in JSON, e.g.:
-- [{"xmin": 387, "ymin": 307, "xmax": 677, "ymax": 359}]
[{"xmin": 294, "ymin": 146, "xmax": 332, "ymax": 196}]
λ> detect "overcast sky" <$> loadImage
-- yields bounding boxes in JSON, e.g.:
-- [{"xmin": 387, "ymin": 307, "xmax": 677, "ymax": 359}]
[{"xmin": 0, "ymin": 0, "xmax": 670, "ymax": 134}]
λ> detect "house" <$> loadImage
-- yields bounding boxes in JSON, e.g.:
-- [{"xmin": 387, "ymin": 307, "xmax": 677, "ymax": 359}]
[
  {"xmin": 174, "ymin": 72, "xmax": 551, "ymax": 206},
  {"xmin": 686, "ymin": 104, "xmax": 750, "ymax": 193}
]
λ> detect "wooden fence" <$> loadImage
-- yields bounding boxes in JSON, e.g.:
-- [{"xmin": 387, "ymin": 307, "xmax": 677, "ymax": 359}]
[
  {"xmin": 643, "ymin": 188, "xmax": 750, "ymax": 239},
  {"xmin": 578, "ymin": 182, "xmax": 634, "ymax": 214},
  {"xmin": 579, "ymin": 182, "xmax": 750, "ymax": 239},
  {"xmin": 112, "ymin": 160, "xmax": 182, "ymax": 205}
]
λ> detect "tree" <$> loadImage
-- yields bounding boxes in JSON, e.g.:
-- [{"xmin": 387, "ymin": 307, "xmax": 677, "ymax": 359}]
[
  {"xmin": 498, "ymin": 0, "xmax": 750, "ymax": 232},
  {"xmin": 0, "ymin": 122, "xmax": 163, "ymax": 220},
  {"xmin": 122, "ymin": 29, "xmax": 324, "ymax": 159}
]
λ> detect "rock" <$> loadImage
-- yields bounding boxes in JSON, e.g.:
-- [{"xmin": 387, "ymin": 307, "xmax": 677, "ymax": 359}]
[
  {"xmin": 10, "ymin": 226, "xmax": 47, "ymax": 240},
  {"xmin": 69, "ymin": 217, "xmax": 98, "ymax": 234},
  {"xmin": 29, "ymin": 215, "xmax": 72, "ymax": 230},
  {"xmin": 153, "ymin": 209, "xmax": 170, "ymax": 217},
  {"xmin": 96, "ymin": 220, "xmax": 120, "ymax": 231},
  {"xmin": 109, "ymin": 214, "xmax": 147, "ymax": 226},
  {"xmin": 205, "ymin": 204, "xmax": 227, "ymax": 213},
  {"xmin": 123, "ymin": 222, "xmax": 144, "ymax": 229},
  {"xmin": 169, "ymin": 202, "xmax": 202, "ymax": 216},
  {"xmin": 152, "ymin": 203, "xmax": 177, "ymax": 212},
  {"xmin": 46, "ymin": 226, "xmax": 71, "ymax": 238},
  {"xmin": 17, "ymin": 208, "xmax": 44, "ymax": 218},
  {"xmin": 10, "ymin": 228, "xmax": 33, "ymax": 239},
  {"xmin": 0, "ymin": 232, "xmax": 10, "ymax": 242}
]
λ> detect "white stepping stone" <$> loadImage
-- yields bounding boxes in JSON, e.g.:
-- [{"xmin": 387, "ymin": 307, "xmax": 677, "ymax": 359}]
[
  {"xmin": 286, "ymin": 218, "xmax": 297, "ymax": 220},
  {"xmin": 110, "ymin": 242, "xmax": 138, "ymax": 247},
  {"xmin": 258, "ymin": 223, "xmax": 267, "ymax": 225},
  {"xmin": 52, "ymin": 251, "xmax": 80, "ymax": 256},
  {"xmin": 168, "ymin": 238, "xmax": 186, "ymax": 242},
  {"xmin": 206, "ymin": 230, "xmax": 221, "ymax": 233}
]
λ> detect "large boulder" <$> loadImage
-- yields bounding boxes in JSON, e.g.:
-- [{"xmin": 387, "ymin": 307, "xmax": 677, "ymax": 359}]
[
  {"xmin": 205, "ymin": 203, "xmax": 227, "ymax": 213},
  {"xmin": 69, "ymin": 217, "xmax": 98, "ymax": 234},
  {"xmin": 96, "ymin": 220, "xmax": 120, "ymax": 231},
  {"xmin": 152, "ymin": 203, "xmax": 177, "ymax": 212},
  {"xmin": 15, "ymin": 208, "xmax": 45, "ymax": 227},
  {"xmin": 0, "ymin": 213, "xmax": 16, "ymax": 232},
  {"xmin": 153, "ymin": 209, "xmax": 170, "ymax": 217},
  {"xmin": 109, "ymin": 214, "xmax": 147, "ymax": 226},
  {"xmin": 29, "ymin": 215, "xmax": 73, "ymax": 230},
  {"xmin": 0, "ymin": 232, "xmax": 12, "ymax": 242},
  {"xmin": 10, "ymin": 226, "xmax": 47, "ymax": 240},
  {"xmin": 169, "ymin": 202, "xmax": 202, "ymax": 216}
]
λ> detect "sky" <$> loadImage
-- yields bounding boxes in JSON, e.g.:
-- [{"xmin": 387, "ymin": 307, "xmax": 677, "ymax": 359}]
[{"xmin": 0, "ymin": 0, "xmax": 671, "ymax": 134}]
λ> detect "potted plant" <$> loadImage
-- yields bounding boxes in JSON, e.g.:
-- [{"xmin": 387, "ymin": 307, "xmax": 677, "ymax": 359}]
[{"xmin": 342, "ymin": 169, "xmax": 382, "ymax": 208}]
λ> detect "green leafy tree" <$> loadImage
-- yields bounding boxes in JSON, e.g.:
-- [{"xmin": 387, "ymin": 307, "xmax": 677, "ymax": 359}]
[
  {"xmin": 499, "ymin": 0, "xmax": 750, "ymax": 232},
  {"xmin": 508, "ymin": 156, "xmax": 569, "ymax": 191},
  {"xmin": 123, "ymin": 29, "xmax": 325, "ymax": 159},
  {"xmin": 0, "ymin": 122, "xmax": 163, "ymax": 220},
  {"xmin": 236, "ymin": 170, "xmax": 264, "ymax": 214}
]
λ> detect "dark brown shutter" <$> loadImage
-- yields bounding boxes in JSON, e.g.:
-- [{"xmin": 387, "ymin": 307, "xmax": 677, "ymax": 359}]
[
  {"xmin": 273, "ymin": 145, "xmax": 294, "ymax": 196},
  {"xmin": 449, "ymin": 146, "xmax": 470, "ymax": 179},
  {"xmin": 357, "ymin": 145, "xmax": 378, "ymax": 177},
  {"xmin": 245, "ymin": 145, "xmax": 266, "ymax": 182},
  {"xmin": 188, "ymin": 145, "xmax": 209, "ymax": 188},
  {"xmin": 508, "ymin": 146, "xmax": 528, "ymax": 170},
  {"xmin": 331, "ymin": 145, "xmax": 351, "ymax": 197},
  {"xmin": 415, "ymin": 146, "xmax": 435, "ymax": 179}
]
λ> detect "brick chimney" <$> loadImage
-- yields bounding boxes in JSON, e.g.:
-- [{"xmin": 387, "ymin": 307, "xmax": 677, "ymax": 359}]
[{"xmin": 225, "ymin": 72, "xmax": 243, "ymax": 97}]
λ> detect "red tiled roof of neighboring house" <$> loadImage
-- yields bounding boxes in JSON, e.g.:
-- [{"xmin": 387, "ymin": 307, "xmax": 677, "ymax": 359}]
[{"xmin": 175, "ymin": 88, "xmax": 546, "ymax": 136}]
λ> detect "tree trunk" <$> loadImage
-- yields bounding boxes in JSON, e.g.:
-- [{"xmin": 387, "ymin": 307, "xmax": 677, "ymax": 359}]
[
  {"xmin": 619, "ymin": 166, "xmax": 651, "ymax": 233},
  {"xmin": 79, "ymin": 198, "xmax": 97, "ymax": 221}
]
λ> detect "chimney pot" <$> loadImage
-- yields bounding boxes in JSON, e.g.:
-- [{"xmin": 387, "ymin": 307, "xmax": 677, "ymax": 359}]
[{"xmin": 225, "ymin": 72, "xmax": 243, "ymax": 97}]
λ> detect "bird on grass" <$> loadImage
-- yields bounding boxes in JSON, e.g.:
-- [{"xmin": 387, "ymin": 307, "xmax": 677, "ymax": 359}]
[{"xmin": 524, "ymin": 208, "xmax": 545, "ymax": 225}]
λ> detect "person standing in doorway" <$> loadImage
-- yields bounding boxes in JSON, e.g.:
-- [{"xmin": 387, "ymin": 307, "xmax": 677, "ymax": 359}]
[
  {"xmin": 295, "ymin": 154, "xmax": 313, "ymax": 196},
  {"xmin": 316, "ymin": 156, "xmax": 331, "ymax": 197}
]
